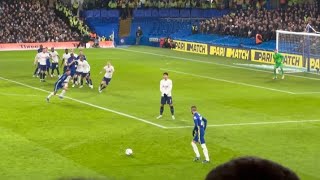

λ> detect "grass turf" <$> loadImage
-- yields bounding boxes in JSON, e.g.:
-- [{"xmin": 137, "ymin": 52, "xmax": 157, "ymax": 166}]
[{"xmin": 0, "ymin": 46, "xmax": 319, "ymax": 180}]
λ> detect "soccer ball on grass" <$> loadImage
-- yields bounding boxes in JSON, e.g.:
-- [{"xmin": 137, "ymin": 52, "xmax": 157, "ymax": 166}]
[{"xmin": 125, "ymin": 148, "xmax": 133, "ymax": 156}]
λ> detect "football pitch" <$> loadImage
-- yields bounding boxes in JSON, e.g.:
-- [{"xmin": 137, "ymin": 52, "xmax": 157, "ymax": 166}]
[{"xmin": 0, "ymin": 46, "xmax": 320, "ymax": 180}]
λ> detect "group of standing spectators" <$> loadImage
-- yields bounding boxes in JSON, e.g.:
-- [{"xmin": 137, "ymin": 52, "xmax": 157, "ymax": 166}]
[
  {"xmin": 0, "ymin": 0, "xmax": 80, "ymax": 43},
  {"xmin": 198, "ymin": 3, "xmax": 319, "ymax": 42}
]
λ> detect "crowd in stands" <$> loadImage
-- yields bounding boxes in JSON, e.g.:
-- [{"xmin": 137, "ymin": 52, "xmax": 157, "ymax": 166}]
[
  {"xmin": 0, "ymin": 0, "xmax": 80, "ymax": 43},
  {"xmin": 198, "ymin": 3, "xmax": 319, "ymax": 42}
]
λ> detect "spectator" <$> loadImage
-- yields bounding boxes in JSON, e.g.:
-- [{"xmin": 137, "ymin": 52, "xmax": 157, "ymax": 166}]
[
  {"xmin": 136, "ymin": 26, "xmax": 143, "ymax": 45},
  {"xmin": 206, "ymin": 156, "xmax": 299, "ymax": 180},
  {"xmin": 0, "ymin": 0, "xmax": 79, "ymax": 43}
]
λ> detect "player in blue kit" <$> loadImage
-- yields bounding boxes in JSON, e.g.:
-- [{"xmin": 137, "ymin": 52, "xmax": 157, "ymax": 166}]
[
  {"xmin": 67, "ymin": 53, "xmax": 77, "ymax": 85},
  {"xmin": 46, "ymin": 69, "xmax": 71, "ymax": 102},
  {"xmin": 191, "ymin": 105, "xmax": 210, "ymax": 163}
]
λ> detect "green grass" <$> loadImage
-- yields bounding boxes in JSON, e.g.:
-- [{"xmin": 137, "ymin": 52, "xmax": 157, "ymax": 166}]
[{"xmin": 0, "ymin": 46, "xmax": 320, "ymax": 180}]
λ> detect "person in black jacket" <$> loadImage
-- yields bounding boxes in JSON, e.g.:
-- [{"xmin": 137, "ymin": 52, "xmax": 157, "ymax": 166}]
[{"xmin": 136, "ymin": 26, "xmax": 143, "ymax": 45}]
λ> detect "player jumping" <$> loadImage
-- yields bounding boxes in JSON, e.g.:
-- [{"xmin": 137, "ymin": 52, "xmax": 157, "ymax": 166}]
[
  {"xmin": 99, "ymin": 62, "xmax": 114, "ymax": 93},
  {"xmin": 46, "ymin": 69, "xmax": 71, "ymax": 102},
  {"xmin": 157, "ymin": 72, "xmax": 175, "ymax": 120},
  {"xmin": 273, "ymin": 49, "xmax": 285, "ymax": 80},
  {"xmin": 191, "ymin": 105, "xmax": 210, "ymax": 163}
]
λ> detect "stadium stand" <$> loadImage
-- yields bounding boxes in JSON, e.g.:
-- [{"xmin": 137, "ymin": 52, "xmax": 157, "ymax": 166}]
[{"xmin": 0, "ymin": 0, "xmax": 80, "ymax": 43}]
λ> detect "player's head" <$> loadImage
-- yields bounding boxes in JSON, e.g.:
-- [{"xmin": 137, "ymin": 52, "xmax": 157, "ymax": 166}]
[
  {"xmin": 107, "ymin": 61, "xmax": 111, "ymax": 66},
  {"xmin": 191, "ymin": 105, "xmax": 197, "ymax": 114},
  {"xmin": 274, "ymin": 49, "xmax": 278, "ymax": 53},
  {"xmin": 205, "ymin": 156, "xmax": 299, "ymax": 180},
  {"xmin": 65, "ymin": 49, "xmax": 68, "ymax": 54},
  {"xmin": 51, "ymin": 47, "xmax": 54, "ymax": 52},
  {"xmin": 42, "ymin": 47, "xmax": 47, "ymax": 53},
  {"xmin": 40, "ymin": 44, "xmax": 43, "ymax": 49},
  {"xmin": 65, "ymin": 69, "xmax": 71, "ymax": 75},
  {"xmin": 80, "ymin": 55, "xmax": 84, "ymax": 61},
  {"xmin": 163, "ymin": 72, "xmax": 169, "ymax": 80},
  {"xmin": 79, "ymin": 50, "xmax": 83, "ymax": 55}
]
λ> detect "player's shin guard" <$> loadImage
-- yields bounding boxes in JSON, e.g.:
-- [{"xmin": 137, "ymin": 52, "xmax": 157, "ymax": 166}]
[
  {"xmin": 201, "ymin": 144, "xmax": 210, "ymax": 161},
  {"xmin": 160, "ymin": 106, "xmax": 164, "ymax": 115},
  {"xmin": 170, "ymin": 106, "xmax": 174, "ymax": 115},
  {"xmin": 47, "ymin": 92, "xmax": 54, "ymax": 99},
  {"xmin": 191, "ymin": 142, "xmax": 200, "ymax": 158}
]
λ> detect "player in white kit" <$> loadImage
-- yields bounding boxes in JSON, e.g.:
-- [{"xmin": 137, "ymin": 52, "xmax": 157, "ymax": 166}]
[
  {"xmin": 34, "ymin": 47, "xmax": 50, "ymax": 82},
  {"xmin": 157, "ymin": 72, "xmax": 175, "ymax": 120},
  {"xmin": 49, "ymin": 47, "xmax": 60, "ymax": 78},
  {"xmin": 99, "ymin": 62, "xmax": 115, "ymax": 93},
  {"xmin": 61, "ymin": 49, "xmax": 71, "ymax": 73}
]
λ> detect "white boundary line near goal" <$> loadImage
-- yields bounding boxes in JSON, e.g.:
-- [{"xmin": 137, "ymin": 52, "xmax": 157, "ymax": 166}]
[
  {"xmin": 167, "ymin": 119, "xmax": 320, "ymax": 129},
  {"xmin": 160, "ymin": 68, "xmax": 296, "ymax": 94},
  {"xmin": 118, "ymin": 48, "xmax": 320, "ymax": 81},
  {"xmin": 0, "ymin": 76, "xmax": 167, "ymax": 129}
]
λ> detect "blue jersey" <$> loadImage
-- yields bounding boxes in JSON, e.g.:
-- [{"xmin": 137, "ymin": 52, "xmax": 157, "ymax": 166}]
[
  {"xmin": 76, "ymin": 55, "xmax": 87, "ymax": 61},
  {"xmin": 193, "ymin": 112, "xmax": 207, "ymax": 131},
  {"xmin": 67, "ymin": 56, "xmax": 76, "ymax": 70},
  {"xmin": 54, "ymin": 73, "xmax": 69, "ymax": 92}
]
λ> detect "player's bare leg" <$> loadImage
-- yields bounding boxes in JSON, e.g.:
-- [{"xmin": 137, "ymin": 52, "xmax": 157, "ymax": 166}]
[
  {"xmin": 201, "ymin": 143, "xmax": 210, "ymax": 163},
  {"xmin": 46, "ymin": 91, "xmax": 57, "ymax": 102},
  {"xmin": 99, "ymin": 81, "xmax": 106, "ymax": 93}
]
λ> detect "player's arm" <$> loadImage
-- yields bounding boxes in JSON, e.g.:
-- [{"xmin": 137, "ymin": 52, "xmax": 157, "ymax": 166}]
[
  {"xmin": 160, "ymin": 81, "xmax": 166, "ymax": 96},
  {"xmin": 192, "ymin": 119, "xmax": 198, "ymax": 137},
  {"xmin": 33, "ymin": 55, "xmax": 38, "ymax": 66},
  {"xmin": 202, "ymin": 117, "xmax": 208, "ymax": 130},
  {"xmin": 99, "ymin": 67, "xmax": 105, "ymax": 74},
  {"xmin": 167, "ymin": 80, "xmax": 172, "ymax": 94}
]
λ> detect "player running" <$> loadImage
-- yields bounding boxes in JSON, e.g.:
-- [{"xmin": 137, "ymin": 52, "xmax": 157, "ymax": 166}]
[
  {"xmin": 157, "ymin": 72, "xmax": 175, "ymax": 120},
  {"xmin": 273, "ymin": 49, "xmax": 285, "ymax": 80},
  {"xmin": 61, "ymin": 49, "xmax": 71, "ymax": 73},
  {"xmin": 46, "ymin": 69, "xmax": 71, "ymax": 102},
  {"xmin": 49, "ymin": 47, "xmax": 60, "ymax": 78},
  {"xmin": 34, "ymin": 47, "xmax": 50, "ymax": 82},
  {"xmin": 80, "ymin": 56, "xmax": 93, "ymax": 89},
  {"xmin": 99, "ymin": 62, "xmax": 114, "ymax": 93},
  {"xmin": 190, "ymin": 105, "xmax": 210, "ymax": 164}
]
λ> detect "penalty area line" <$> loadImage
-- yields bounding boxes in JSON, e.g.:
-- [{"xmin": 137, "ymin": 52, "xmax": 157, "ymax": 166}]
[
  {"xmin": 161, "ymin": 68, "xmax": 296, "ymax": 95},
  {"xmin": 0, "ymin": 76, "xmax": 168, "ymax": 129},
  {"xmin": 166, "ymin": 119, "xmax": 320, "ymax": 129}
]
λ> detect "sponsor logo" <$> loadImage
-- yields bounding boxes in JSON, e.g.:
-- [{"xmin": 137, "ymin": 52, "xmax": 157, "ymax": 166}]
[
  {"xmin": 310, "ymin": 58, "xmax": 320, "ymax": 69},
  {"xmin": 149, "ymin": 38, "xmax": 159, "ymax": 42},
  {"xmin": 210, "ymin": 46, "xmax": 225, "ymax": 56},
  {"xmin": 173, "ymin": 40, "xmax": 207, "ymax": 55},
  {"xmin": 251, "ymin": 50, "xmax": 303, "ymax": 67},
  {"xmin": 226, "ymin": 48, "xmax": 250, "ymax": 60}
]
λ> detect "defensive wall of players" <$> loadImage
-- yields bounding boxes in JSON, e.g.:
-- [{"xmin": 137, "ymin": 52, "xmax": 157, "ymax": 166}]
[{"xmin": 173, "ymin": 40, "xmax": 320, "ymax": 70}]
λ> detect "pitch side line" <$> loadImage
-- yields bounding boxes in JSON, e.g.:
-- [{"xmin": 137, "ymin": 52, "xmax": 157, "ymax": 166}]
[
  {"xmin": 161, "ymin": 68, "xmax": 296, "ymax": 94},
  {"xmin": 0, "ymin": 76, "xmax": 167, "ymax": 129},
  {"xmin": 166, "ymin": 119, "xmax": 320, "ymax": 129},
  {"xmin": 118, "ymin": 48, "xmax": 320, "ymax": 81}
]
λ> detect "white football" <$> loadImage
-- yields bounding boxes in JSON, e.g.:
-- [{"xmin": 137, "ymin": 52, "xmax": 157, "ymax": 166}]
[{"xmin": 125, "ymin": 148, "xmax": 133, "ymax": 156}]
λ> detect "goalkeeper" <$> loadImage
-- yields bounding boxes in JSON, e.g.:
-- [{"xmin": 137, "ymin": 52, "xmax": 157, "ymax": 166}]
[{"xmin": 273, "ymin": 49, "xmax": 285, "ymax": 80}]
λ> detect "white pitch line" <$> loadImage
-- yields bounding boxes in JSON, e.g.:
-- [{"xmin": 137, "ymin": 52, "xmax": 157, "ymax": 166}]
[
  {"xmin": 0, "ymin": 76, "xmax": 167, "ymax": 129},
  {"xmin": 294, "ymin": 92, "xmax": 320, "ymax": 94},
  {"xmin": 118, "ymin": 48, "xmax": 320, "ymax": 81},
  {"xmin": 0, "ymin": 92, "xmax": 40, "ymax": 97},
  {"xmin": 167, "ymin": 119, "xmax": 320, "ymax": 129},
  {"xmin": 161, "ymin": 68, "xmax": 295, "ymax": 94}
]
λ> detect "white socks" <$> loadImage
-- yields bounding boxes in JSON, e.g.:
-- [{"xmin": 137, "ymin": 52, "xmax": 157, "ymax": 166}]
[
  {"xmin": 201, "ymin": 144, "xmax": 210, "ymax": 161},
  {"xmin": 59, "ymin": 90, "xmax": 66, "ymax": 97},
  {"xmin": 47, "ymin": 92, "xmax": 54, "ymax": 99},
  {"xmin": 191, "ymin": 141, "xmax": 200, "ymax": 158}
]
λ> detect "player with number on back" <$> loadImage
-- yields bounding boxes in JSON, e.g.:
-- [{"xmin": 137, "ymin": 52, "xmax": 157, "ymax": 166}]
[
  {"xmin": 157, "ymin": 72, "xmax": 175, "ymax": 120},
  {"xmin": 273, "ymin": 49, "xmax": 285, "ymax": 80},
  {"xmin": 99, "ymin": 62, "xmax": 115, "ymax": 93},
  {"xmin": 46, "ymin": 69, "xmax": 71, "ymax": 102},
  {"xmin": 191, "ymin": 105, "xmax": 210, "ymax": 164}
]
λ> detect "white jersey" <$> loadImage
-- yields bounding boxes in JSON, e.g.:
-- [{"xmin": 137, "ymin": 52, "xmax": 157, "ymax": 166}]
[
  {"xmin": 104, "ymin": 65, "xmax": 115, "ymax": 78},
  {"xmin": 36, "ymin": 52, "xmax": 50, "ymax": 65},
  {"xmin": 62, "ymin": 53, "xmax": 71, "ymax": 66},
  {"xmin": 83, "ymin": 61, "xmax": 90, "ymax": 73},
  {"xmin": 160, "ymin": 79, "xmax": 173, "ymax": 97},
  {"xmin": 76, "ymin": 60, "xmax": 84, "ymax": 72},
  {"xmin": 50, "ymin": 51, "xmax": 59, "ymax": 63}
]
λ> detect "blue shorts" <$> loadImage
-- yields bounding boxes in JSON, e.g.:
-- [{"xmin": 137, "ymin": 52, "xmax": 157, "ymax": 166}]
[
  {"xmin": 70, "ymin": 69, "xmax": 76, "ymax": 76},
  {"xmin": 51, "ymin": 63, "xmax": 58, "ymax": 69},
  {"xmin": 54, "ymin": 82, "xmax": 64, "ymax": 92},
  {"xmin": 63, "ymin": 66, "xmax": 68, "ymax": 73},
  {"xmin": 39, "ymin": 65, "xmax": 47, "ymax": 71},
  {"xmin": 76, "ymin": 71, "xmax": 82, "ymax": 76},
  {"xmin": 102, "ymin": 77, "xmax": 111, "ymax": 85},
  {"xmin": 161, "ymin": 95, "xmax": 173, "ymax": 105},
  {"xmin": 193, "ymin": 129, "xmax": 205, "ymax": 144}
]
